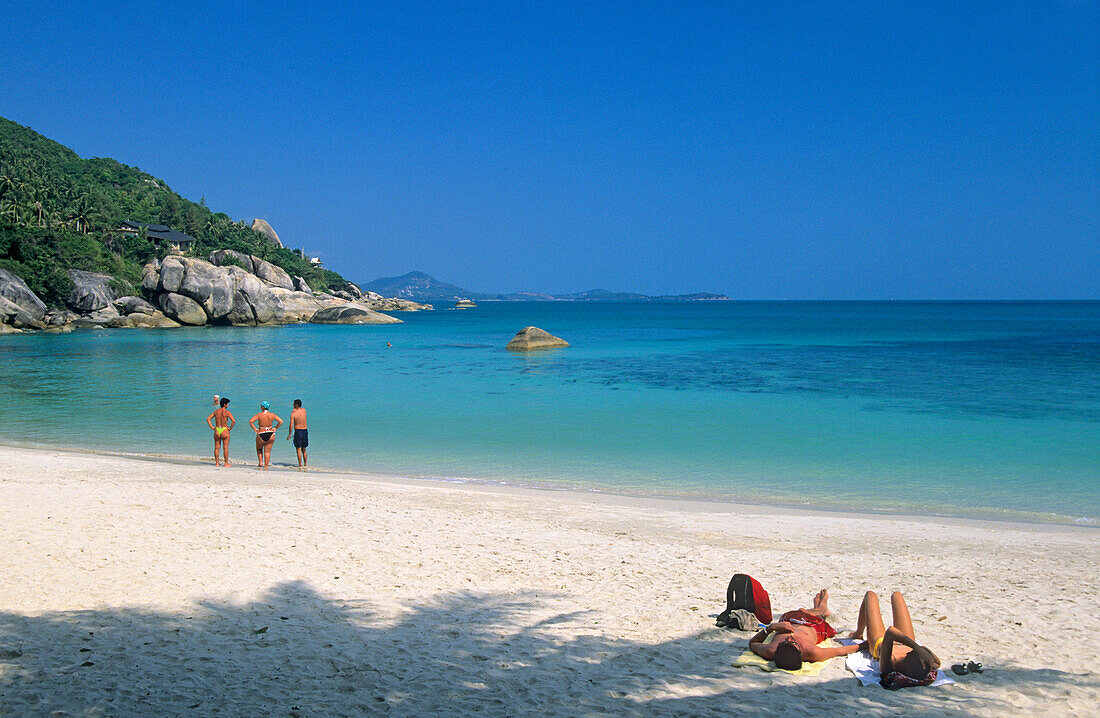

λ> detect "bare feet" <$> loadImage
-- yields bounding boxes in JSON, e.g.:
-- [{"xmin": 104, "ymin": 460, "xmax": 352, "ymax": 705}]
[
  {"xmin": 847, "ymin": 629, "xmax": 864, "ymax": 640},
  {"xmin": 811, "ymin": 588, "xmax": 832, "ymax": 618}
]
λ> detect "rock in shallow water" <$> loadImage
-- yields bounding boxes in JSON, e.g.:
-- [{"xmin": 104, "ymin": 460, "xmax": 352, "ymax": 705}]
[
  {"xmin": 130, "ymin": 311, "xmax": 181, "ymax": 328},
  {"xmin": 310, "ymin": 303, "xmax": 402, "ymax": 325},
  {"xmin": 268, "ymin": 287, "xmax": 323, "ymax": 323},
  {"xmin": 505, "ymin": 326, "xmax": 569, "ymax": 351}
]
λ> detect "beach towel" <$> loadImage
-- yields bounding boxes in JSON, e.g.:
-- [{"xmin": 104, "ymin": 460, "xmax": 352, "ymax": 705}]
[
  {"xmin": 838, "ymin": 639, "xmax": 955, "ymax": 688},
  {"xmin": 725, "ymin": 608, "xmax": 762, "ymax": 631},
  {"xmin": 732, "ymin": 638, "xmax": 842, "ymax": 677}
]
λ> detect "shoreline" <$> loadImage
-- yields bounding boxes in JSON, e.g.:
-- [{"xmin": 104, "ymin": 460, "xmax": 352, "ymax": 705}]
[
  {"xmin": 1, "ymin": 439, "xmax": 1094, "ymax": 531},
  {"xmin": 1, "ymin": 443, "xmax": 1097, "ymax": 715}
]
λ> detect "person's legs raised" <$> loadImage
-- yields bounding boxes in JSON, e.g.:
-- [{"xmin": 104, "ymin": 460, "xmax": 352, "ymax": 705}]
[
  {"xmin": 890, "ymin": 591, "xmax": 916, "ymax": 640},
  {"xmin": 849, "ymin": 590, "xmax": 885, "ymax": 648}
]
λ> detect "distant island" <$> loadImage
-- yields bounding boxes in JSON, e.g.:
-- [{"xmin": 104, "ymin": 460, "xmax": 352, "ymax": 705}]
[{"xmin": 361, "ymin": 271, "xmax": 730, "ymax": 303}]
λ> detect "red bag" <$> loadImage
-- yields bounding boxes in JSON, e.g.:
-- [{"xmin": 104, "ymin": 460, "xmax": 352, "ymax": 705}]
[{"xmin": 718, "ymin": 573, "xmax": 772, "ymax": 625}]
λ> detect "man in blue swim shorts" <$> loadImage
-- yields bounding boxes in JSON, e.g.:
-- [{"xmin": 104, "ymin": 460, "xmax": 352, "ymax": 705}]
[{"xmin": 286, "ymin": 398, "xmax": 309, "ymax": 471}]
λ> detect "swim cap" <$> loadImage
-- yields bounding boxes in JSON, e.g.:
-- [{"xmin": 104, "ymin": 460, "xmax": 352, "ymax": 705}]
[{"xmin": 260, "ymin": 401, "xmax": 270, "ymax": 410}]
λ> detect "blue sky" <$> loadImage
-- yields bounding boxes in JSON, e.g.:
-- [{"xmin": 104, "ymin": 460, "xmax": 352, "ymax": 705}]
[{"xmin": 3, "ymin": 1, "xmax": 1097, "ymax": 297}]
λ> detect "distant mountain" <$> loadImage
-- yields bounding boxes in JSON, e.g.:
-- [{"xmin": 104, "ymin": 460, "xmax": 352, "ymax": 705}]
[
  {"xmin": 361, "ymin": 272, "xmax": 729, "ymax": 302},
  {"xmin": 361, "ymin": 271, "xmax": 475, "ymax": 302}
]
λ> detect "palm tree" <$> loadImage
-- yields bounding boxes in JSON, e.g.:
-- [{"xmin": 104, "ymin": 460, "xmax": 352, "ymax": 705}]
[
  {"xmin": 0, "ymin": 197, "xmax": 18, "ymax": 224},
  {"xmin": 15, "ymin": 202, "xmax": 36, "ymax": 226},
  {"xmin": 66, "ymin": 194, "xmax": 95, "ymax": 234},
  {"xmin": 0, "ymin": 171, "xmax": 15, "ymax": 201},
  {"xmin": 33, "ymin": 197, "xmax": 45, "ymax": 227}
]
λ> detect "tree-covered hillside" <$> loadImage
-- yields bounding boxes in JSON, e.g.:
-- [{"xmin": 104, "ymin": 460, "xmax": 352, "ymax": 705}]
[{"xmin": 0, "ymin": 117, "xmax": 349, "ymax": 305}]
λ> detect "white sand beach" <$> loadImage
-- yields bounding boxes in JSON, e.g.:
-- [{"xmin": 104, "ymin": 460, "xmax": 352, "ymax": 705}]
[{"xmin": 1, "ymin": 445, "xmax": 1097, "ymax": 716}]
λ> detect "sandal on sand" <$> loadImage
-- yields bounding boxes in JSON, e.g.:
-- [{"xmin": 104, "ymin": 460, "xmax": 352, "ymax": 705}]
[{"xmin": 951, "ymin": 661, "xmax": 984, "ymax": 675}]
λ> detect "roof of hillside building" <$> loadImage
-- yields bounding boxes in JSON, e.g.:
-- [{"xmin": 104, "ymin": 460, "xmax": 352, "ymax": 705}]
[{"xmin": 120, "ymin": 220, "xmax": 195, "ymax": 245}]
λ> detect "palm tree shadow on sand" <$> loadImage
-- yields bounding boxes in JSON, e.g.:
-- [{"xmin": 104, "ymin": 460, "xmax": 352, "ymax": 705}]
[{"xmin": 0, "ymin": 581, "xmax": 1091, "ymax": 716}]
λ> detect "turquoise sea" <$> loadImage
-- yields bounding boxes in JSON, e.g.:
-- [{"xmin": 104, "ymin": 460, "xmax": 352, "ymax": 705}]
[{"xmin": 1, "ymin": 301, "xmax": 1097, "ymax": 525}]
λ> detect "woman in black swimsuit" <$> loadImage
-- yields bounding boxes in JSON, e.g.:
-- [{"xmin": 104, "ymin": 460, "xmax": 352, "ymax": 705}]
[{"xmin": 248, "ymin": 401, "xmax": 284, "ymax": 470}]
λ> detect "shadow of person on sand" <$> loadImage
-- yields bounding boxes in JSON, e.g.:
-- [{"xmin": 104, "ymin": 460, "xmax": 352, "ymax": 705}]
[{"xmin": 0, "ymin": 581, "xmax": 1093, "ymax": 716}]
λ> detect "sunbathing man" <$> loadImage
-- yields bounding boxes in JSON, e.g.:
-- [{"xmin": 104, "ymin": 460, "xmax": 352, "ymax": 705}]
[
  {"xmin": 248, "ymin": 402, "xmax": 283, "ymax": 470},
  {"xmin": 206, "ymin": 397, "xmax": 235, "ymax": 467},
  {"xmin": 749, "ymin": 589, "xmax": 862, "ymax": 670},
  {"xmin": 848, "ymin": 590, "xmax": 941, "ymax": 689}
]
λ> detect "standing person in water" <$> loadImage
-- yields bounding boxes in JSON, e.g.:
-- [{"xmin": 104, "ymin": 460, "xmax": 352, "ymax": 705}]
[
  {"xmin": 248, "ymin": 402, "xmax": 283, "ymax": 470},
  {"xmin": 286, "ymin": 399, "xmax": 308, "ymax": 471},
  {"xmin": 206, "ymin": 397, "xmax": 235, "ymax": 467}
]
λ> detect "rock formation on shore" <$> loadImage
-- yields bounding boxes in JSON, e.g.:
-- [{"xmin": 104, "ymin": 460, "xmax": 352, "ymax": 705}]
[
  {"xmin": 250, "ymin": 219, "xmax": 284, "ymax": 249},
  {"xmin": 310, "ymin": 303, "xmax": 403, "ymax": 325},
  {"xmin": 0, "ymin": 268, "xmax": 48, "ymax": 329},
  {"xmin": 505, "ymin": 326, "xmax": 570, "ymax": 351},
  {"xmin": 67, "ymin": 270, "xmax": 121, "ymax": 312},
  {"xmin": 0, "ymin": 252, "xmax": 434, "ymax": 334}
]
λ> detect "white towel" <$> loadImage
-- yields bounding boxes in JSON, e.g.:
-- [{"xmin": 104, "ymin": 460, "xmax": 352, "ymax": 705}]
[{"xmin": 837, "ymin": 639, "xmax": 955, "ymax": 688}]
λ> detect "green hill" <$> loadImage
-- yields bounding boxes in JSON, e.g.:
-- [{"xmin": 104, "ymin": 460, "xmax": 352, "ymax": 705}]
[{"xmin": 0, "ymin": 117, "xmax": 348, "ymax": 305}]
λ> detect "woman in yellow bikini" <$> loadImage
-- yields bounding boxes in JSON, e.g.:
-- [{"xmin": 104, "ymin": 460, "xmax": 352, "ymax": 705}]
[
  {"xmin": 206, "ymin": 397, "xmax": 235, "ymax": 467},
  {"xmin": 848, "ymin": 590, "xmax": 941, "ymax": 689}
]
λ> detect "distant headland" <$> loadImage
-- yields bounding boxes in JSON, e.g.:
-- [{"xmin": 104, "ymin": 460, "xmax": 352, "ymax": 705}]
[
  {"xmin": 0, "ymin": 116, "xmax": 726, "ymax": 336},
  {"xmin": 0, "ymin": 117, "xmax": 430, "ymax": 333},
  {"xmin": 361, "ymin": 271, "xmax": 730, "ymax": 303}
]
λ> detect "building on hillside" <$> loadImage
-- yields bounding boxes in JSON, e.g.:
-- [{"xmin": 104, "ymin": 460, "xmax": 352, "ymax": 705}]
[
  {"xmin": 118, "ymin": 221, "xmax": 196, "ymax": 254},
  {"xmin": 295, "ymin": 247, "xmax": 323, "ymax": 268}
]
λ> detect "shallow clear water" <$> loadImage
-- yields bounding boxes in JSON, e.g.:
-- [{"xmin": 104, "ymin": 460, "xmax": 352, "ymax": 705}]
[{"xmin": 1, "ymin": 301, "xmax": 1097, "ymax": 524}]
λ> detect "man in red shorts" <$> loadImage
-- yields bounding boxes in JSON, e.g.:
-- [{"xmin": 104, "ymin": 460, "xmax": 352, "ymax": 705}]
[{"xmin": 749, "ymin": 589, "xmax": 863, "ymax": 670}]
